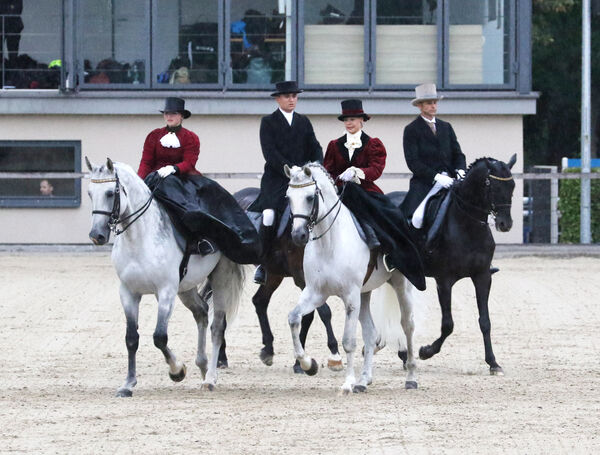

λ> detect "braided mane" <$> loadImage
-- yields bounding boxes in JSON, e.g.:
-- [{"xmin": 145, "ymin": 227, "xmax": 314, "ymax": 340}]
[{"xmin": 305, "ymin": 161, "xmax": 336, "ymax": 188}]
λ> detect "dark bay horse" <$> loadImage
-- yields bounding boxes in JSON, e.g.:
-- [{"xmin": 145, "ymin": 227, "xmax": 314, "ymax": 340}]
[
  {"xmin": 231, "ymin": 187, "xmax": 342, "ymax": 372},
  {"xmin": 390, "ymin": 154, "xmax": 517, "ymax": 375}
]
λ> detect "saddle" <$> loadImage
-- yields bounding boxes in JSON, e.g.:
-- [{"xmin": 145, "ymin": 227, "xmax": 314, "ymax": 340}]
[{"xmin": 421, "ymin": 189, "xmax": 452, "ymax": 252}]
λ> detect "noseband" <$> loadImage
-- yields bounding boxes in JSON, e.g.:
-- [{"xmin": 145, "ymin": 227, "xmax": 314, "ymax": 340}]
[
  {"xmin": 90, "ymin": 171, "xmax": 157, "ymax": 235},
  {"xmin": 289, "ymin": 179, "xmax": 346, "ymax": 241}
]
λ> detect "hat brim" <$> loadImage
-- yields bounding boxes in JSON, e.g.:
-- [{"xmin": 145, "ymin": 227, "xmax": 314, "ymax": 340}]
[
  {"xmin": 160, "ymin": 109, "xmax": 191, "ymax": 119},
  {"xmin": 270, "ymin": 89, "xmax": 303, "ymax": 97},
  {"xmin": 338, "ymin": 113, "xmax": 370, "ymax": 121},
  {"xmin": 411, "ymin": 95, "xmax": 443, "ymax": 107}
]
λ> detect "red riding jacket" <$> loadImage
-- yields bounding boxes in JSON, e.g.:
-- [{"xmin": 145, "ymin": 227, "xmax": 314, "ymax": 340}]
[
  {"xmin": 137, "ymin": 126, "xmax": 200, "ymax": 179},
  {"xmin": 323, "ymin": 132, "xmax": 386, "ymax": 194}
]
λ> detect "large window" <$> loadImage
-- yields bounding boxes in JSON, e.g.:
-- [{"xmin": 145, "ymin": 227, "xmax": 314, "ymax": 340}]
[
  {"xmin": 0, "ymin": 141, "xmax": 81, "ymax": 208},
  {"xmin": 1, "ymin": 0, "xmax": 62, "ymax": 89},
  {"xmin": 2, "ymin": 0, "xmax": 522, "ymax": 92}
]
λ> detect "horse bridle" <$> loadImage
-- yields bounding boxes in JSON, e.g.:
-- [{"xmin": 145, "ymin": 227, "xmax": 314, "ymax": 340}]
[
  {"xmin": 90, "ymin": 172, "xmax": 157, "ymax": 235},
  {"xmin": 289, "ymin": 178, "xmax": 346, "ymax": 241},
  {"xmin": 453, "ymin": 171, "xmax": 514, "ymax": 225}
]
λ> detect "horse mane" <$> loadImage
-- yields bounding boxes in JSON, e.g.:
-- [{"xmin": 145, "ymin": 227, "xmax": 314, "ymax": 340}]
[
  {"xmin": 305, "ymin": 161, "xmax": 336, "ymax": 188},
  {"xmin": 91, "ymin": 161, "xmax": 150, "ymax": 207},
  {"xmin": 465, "ymin": 157, "xmax": 496, "ymax": 176}
]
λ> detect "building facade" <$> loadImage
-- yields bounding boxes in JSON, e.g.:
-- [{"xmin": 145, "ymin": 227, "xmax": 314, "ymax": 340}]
[{"xmin": 0, "ymin": 0, "xmax": 535, "ymax": 244}]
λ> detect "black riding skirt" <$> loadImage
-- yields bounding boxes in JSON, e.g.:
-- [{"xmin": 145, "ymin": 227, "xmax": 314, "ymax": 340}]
[
  {"xmin": 145, "ymin": 172, "xmax": 262, "ymax": 264},
  {"xmin": 341, "ymin": 183, "xmax": 425, "ymax": 290}
]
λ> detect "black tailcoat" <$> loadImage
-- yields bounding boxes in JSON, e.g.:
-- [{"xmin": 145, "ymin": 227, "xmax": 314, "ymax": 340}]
[
  {"xmin": 401, "ymin": 116, "xmax": 466, "ymax": 217},
  {"xmin": 249, "ymin": 109, "xmax": 323, "ymax": 213}
]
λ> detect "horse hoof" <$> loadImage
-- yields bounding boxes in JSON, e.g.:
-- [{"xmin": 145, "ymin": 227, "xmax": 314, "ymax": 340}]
[
  {"xmin": 260, "ymin": 348, "xmax": 274, "ymax": 366},
  {"xmin": 201, "ymin": 382, "xmax": 215, "ymax": 391},
  {"xmin": 419, "ymin": 346, "xmax": 434, "ymax": 360},
  {"xmin": 292, "ymin": 361, "xmax": 305, "ymax": 374},
  {"xmin": 169, "ymin": 364, "xmax": 187, "ymax": 382},
  {"xmin": 115, "ymin": 389, "xmax": 132, "ymax": 398},
  {"xmin": 303, "ymin": 359, "xmax": 319, "ymax": 376},
  {"xmin": 352, "ymin": 384, "xmax": 367, "ymax": 393},
  {"xmin": 405, "ymin": 381, "xmax": 418, "ymax": 390},
  {"xmin": 217, "ymin": 359, "xmax": 229, "ymax": 369},
  {"xmin": 327, "ymin": 359, "xmax": 343, "ymax": 372},
  {"xmin": 490, "ymin": 366, "xmax": 505, "ymax": 376}
]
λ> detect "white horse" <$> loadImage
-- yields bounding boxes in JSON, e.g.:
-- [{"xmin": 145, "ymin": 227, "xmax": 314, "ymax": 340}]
[
  {"xmin": 86, "ymin": 158, "xmax": 245, "ymax": 396},
  {"xmin": 285, "ymin": 163, "xmax": 418, "ymax": 393}
]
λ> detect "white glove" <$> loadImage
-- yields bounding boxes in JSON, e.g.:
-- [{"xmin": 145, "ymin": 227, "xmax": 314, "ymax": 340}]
[
  {"xmin": 339, "ymin": 168, "xmax": 357, "ymax": 182},
  {"xmin": 157, "ymin": 165, "xmax": 176, "ymax": 178},
  {"xmin": 455, "ymin": 169, "xmax": 466, "ymax": 179},
  {"xmin": 434, "ymin": 173, "xmax": 454, "ymax": 188}
]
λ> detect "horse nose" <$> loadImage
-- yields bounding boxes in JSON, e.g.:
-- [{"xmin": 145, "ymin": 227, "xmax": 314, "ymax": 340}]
[
  {"xmin": 496, "ymin": 218, "xmax": 513, "ymax": 232},
  {"xmin": 89, "ymin": 230, "xmax": 107, "ymax": 245},
  {"xmin": 291, "ymin": 228, "xmax": 308, "ymax": 247}
]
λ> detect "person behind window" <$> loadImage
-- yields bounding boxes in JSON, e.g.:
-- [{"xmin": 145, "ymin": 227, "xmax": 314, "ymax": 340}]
[
  {"xmin": 401, "ymin": 83, "xmax": 466, "ymax": 229},
  {"xmin": 248, "ymin": 80, "xmax": 323, "ymax": 285},
  {"xmin": 169, "ymin": 66, "xmax": 190, "ymax": 84},
  {"xmin": 39, "ymin": 179, "xmax": 53, "ymax": 197},
  {"xmin": 138, "ymin": 97, "xmax": 261, "ymax": 264},
  {"xmin": 323, "ymin": 99, "xmax": 425, "ymax": 290}
]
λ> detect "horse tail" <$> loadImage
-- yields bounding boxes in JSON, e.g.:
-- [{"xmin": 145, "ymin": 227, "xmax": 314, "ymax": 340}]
[
  {"xmin": 206, "ymin": 257, "xmax": 247, "ymax": 327},
  {"xmin": 370, "ymin": 275, "xmax": 424, "ymax": 353}
]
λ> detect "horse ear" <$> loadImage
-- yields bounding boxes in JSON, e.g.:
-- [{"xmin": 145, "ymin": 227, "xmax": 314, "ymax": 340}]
[
  {"xmin": 303, "ymin": 166, "xmax": 312, "ymax": 177},
  {"xmin": 507, "ymin": 153, "xmax": 517, "ymax": 170},
  {"xmin": 85, "ymin": 156, "xmax": 93, "ymax": 172},
  {"xmin": 284, "ymin": 164, "xmax": 291, "ymax": 178},
  {"xmin": 106, "ymin": 158, "xmax": 114, "ymax": 172}
]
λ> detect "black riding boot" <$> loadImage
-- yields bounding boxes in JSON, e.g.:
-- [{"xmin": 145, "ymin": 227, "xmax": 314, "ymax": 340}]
[{"xmin": 254, "ymin": 224, "xmax": 275, "ymax": 285}]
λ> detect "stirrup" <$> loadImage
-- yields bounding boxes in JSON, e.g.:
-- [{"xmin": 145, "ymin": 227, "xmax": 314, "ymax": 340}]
[
  {"xmin": 383, "ymin": 254, "xmax": 396, "ymax": 273},
  {"xmin": 253, "ymin": 265, "xmax": 267, "ymax": 285},
  {"xmin": 197, "ymin": 239, "xmax": 216, "ymax": 256}
]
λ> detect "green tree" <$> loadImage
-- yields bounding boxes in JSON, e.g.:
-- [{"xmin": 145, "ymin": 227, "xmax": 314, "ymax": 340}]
[{"xmin": 524, "ymin": 0, "xmax": 600, "ymax": 168}]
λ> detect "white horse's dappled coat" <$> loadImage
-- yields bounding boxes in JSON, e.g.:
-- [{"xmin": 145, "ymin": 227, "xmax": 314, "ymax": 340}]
[
  {"xmin": 87, "ymin": 159, "xmax": 244, "ymax": 396},
  {"xmin": 285, "ymin": 163, "xmax": 419, "ymax": 392}
]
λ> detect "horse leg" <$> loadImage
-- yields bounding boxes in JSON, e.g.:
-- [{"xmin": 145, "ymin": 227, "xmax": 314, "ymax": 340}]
[
  {"xmin": 420, "ymin": 277, "xmax": 455, "ymax": 360},
  {"xmin": 198, "ymin": 283, "xmax": 228, "ymax": 369},
  {"xmin": 178, "ymin": 289, "xmax": 209, "ymax": 379},
  {"xmin": 391, "ymin": 273, "xmax": 418, "ymax": 389},
  {"xmin": 340, "ymin": 287, "xmax": 362, "ymax": 394},
  {"xmin": 294, "ymin": 310, "xmax": 316, "ymax": 374},
  {"xmin": 217, "ymin": 333, "xmax": 228, "ymax": 369},
  {"xmin": 317, "ymin": 303, "xmax": 343, "ymax": 371},
  {"xmin": 353, "ymin": 292, "xmax": 375, "ymax": 393},
  {"xmin": 252, "ymin": 274, "xmax": 283, "ymax": 366},
  {"xmin": 154, "ymin": 288, "xmax": 186, "ymax": 383},
  {"xmin": 116, "ymin": 284, "xmax": 141, "ymax": 397},
  {"xmin": 288, "ymin": 289, "xmax": 324, "ymax": 377},
  {"xmin": 472, "ymin": 271, "xmax": 504, "ymax": 375}
]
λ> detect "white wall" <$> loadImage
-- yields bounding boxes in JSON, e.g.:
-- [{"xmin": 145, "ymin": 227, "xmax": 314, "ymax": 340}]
[{"xmin": 0, "ymin": 113, "xmax": 523, "ymax": 244}]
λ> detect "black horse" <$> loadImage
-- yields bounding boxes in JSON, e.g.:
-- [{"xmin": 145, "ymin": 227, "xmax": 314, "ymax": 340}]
[
  {"xmin": 227, "ymin": 188, "xmax": 342, "ymax": 373},
  {"xmin": 390, "ymin": 154, "xmax": 517, "ymax": 374}
]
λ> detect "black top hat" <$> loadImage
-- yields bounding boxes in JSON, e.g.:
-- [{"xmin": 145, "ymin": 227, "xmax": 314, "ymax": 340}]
[
  {"xmin": 159, "ymin": 97, "xmax": 191, "ymax": 119},
  {"xmin": 270, "ymin": 80, "xmax": 303, "ymax": 97},
  {"xmin": 338, "ymin": 99, "xmax": 370, "ymax": 121}
]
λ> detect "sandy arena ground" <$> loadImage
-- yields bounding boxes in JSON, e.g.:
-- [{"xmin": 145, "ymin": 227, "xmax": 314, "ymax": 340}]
[{"xmin": 0, "ymin": 253, "xmax": 599, "ymax": 454}]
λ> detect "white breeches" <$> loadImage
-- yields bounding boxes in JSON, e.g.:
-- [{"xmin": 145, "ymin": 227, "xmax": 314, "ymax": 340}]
[
  {"xmin": 262, "ymin": 209, "xmax": 275, "ymax": 226},
  {"xmin": 412, "ymin": 181, "xmax": 444, "ymax": 229}
]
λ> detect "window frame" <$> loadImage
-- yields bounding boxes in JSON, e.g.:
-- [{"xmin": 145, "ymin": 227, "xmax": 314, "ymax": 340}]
[
  {"xmin": 76, "ymin": 0, "xmax": 152, "ymax": 90},
  {"xmin": 224, "ymin": 0, "xmax": 294, "ymax": 90},
  {"xmin": 442, "ymin": 0, "xmax": 517, "ymax": 90},
  {"xmin": 0, "ymin": 140, "xmax": 82, "ymax": 208},
  {"xmin": 298, "ymin": 0, "xmax": 371, "ymax": 90},
  {"xmin": 370, "ymin": 0, "xmax": 444, "ymax": 89},
  {"xmin": 151, "ymin": 0, "xmax": 224, "ymax": 89}
]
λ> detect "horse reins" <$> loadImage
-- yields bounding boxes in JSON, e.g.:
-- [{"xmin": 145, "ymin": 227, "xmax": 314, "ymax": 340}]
[
  {"xmin": 91, "ymin": 171, "xmax": 160, "ymax": 235},
  {"xmin": 289, "ymin": 179, "xmax": 347, "ymax": 241}
]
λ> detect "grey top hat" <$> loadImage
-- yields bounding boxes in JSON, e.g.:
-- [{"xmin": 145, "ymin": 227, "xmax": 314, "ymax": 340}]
[
  {"xmin": 160, "ymin": 97, "xmax": 191, "ymax": 119},
  {"xmin": 411, "ymin": 83, "xmax": 443, "ymax": 106}
]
